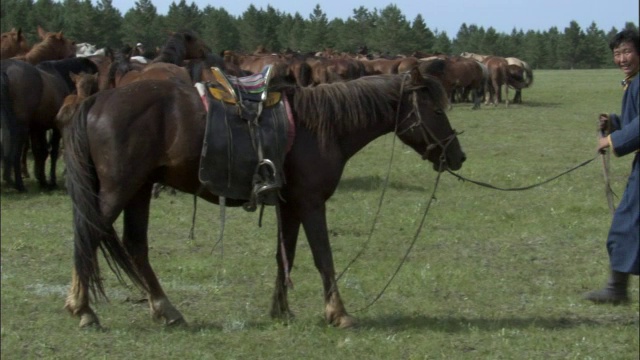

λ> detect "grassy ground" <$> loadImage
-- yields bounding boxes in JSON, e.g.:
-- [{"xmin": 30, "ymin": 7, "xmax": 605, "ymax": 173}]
[{"xmin": 1, "ymin": 69, "xmax": 638, "ymax": 359}]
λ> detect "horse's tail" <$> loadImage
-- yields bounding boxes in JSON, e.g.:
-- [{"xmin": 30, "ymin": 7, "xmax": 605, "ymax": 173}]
[
  {"xmin": 522, "ymin": 61, "xmax": 533, "ymax": 88},
  {"xmin": 64, "ymin": 96, "xmax": 148, "ymax": 300}
]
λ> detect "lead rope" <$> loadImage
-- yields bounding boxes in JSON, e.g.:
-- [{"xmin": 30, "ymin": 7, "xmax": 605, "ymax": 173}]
[
  {"xmin": 335, "ymin": 73, "xmax": 410, "ymax": 284},
  {"xmin": 598, "ymin": 128, "xmax": 617, "ymax": 215}
]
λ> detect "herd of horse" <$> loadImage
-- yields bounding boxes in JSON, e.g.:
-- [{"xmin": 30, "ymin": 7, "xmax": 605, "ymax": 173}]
[{"xmin": 1, "ymin": 25, "xmax": 534, "ymax": 330}]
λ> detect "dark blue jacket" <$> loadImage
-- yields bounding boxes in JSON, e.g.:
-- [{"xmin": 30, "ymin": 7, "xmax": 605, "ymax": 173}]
[{"xmin": 607, "ymin": 75, "xmax": 639, "ymax": 274}]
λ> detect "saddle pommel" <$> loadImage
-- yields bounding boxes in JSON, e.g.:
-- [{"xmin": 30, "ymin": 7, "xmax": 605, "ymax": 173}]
[{"xmin": 207, "ymin": 65, "xmax": 281, "ymax": 107}]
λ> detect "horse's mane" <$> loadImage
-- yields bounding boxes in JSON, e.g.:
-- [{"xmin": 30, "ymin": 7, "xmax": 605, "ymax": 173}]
[
  {"xmin": 107, "ymin": 51, "xmax": 135, "ymax": 86},
  {"xmin": 152, "ymin": 32, "xmax": 190, "ymax": 65},
  {"xmin": 37, "ymin": 57, "xmax": 99, "ymax": 91},
  {"xmin": 288, "ymin": 73, "xmax": 448, "ymax": 146},
  {"xmin": 20, "ymin": 31, "xmax": 62, "ymax": 60},
  {"xmin": 185, "ymin": 53, "xmax": 226, "ymax": 82}
]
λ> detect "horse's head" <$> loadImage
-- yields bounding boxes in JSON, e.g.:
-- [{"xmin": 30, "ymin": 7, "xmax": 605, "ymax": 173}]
[
  {"xmin": 182, "ymin": 31, "xmax": 211, "ymax": 59},
  {"xmin": 395, "ymin": 68, "xmax": 466, "ymax": 172},
  {"xmin": 1, "ymin": 28, "xmax": 30, "ymax": 58},
  {"xmin": 38, "ymin": 27, "xmax": 76, "ymax": 59}
]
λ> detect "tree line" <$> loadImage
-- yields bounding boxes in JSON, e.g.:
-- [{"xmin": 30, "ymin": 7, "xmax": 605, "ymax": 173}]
[{"xmin": 1, "ymin": 0, "xmax": 638, "ymax": 69}]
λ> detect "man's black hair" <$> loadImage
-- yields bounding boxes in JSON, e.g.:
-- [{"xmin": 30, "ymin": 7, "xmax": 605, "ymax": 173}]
[{"xmin": 609, "ymin": 28, "xmax": 640, "ymax": 54}]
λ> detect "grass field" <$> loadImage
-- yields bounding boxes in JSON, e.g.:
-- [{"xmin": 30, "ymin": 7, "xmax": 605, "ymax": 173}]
[{"xmin": 1, "ymin": 69, "xmax": 638, "ymax": 359}]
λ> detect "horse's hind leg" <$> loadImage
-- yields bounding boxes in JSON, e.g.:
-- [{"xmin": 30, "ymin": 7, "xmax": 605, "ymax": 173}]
[
  {"xmin": 122, "ymin": 184, "xmax": 186, "ymax": 326},
  {"xmin": 20, "ymin": 138, "xmax": 29, "ymax": 178},
  {"xmin": 29, "ymin": 130, "xmax": 49, "ymax": 189},
  {"xmin": 65, "ymin": 266, "xmax": 101, "ymax": 328},
  {"xmin": 47, "ymin": 128, "xmax": 61, "ymax": 188}
]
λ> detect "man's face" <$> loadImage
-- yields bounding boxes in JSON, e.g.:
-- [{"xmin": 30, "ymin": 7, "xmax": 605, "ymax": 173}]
[{"xmin": 613, "ymin": 41, "xmax": 639, "ymax": 77}]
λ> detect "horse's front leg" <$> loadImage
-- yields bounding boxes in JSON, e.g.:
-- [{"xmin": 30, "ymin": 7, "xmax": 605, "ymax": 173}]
[
  {"xmin": 301, "ymin": 204, "xmax": 356, "ymax": 328},
  {"xmin": 270, "ymin": 202, "xmax": 301, "ymax": 321},
  {"xmin": 122, "ymin": 185, "xmax": 186, "ymax": 326}
]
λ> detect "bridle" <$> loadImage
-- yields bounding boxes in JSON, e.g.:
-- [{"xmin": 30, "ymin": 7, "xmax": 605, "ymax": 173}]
[{"xmin": 395, "ymin": 89, "xmax": 461, "ymax": 166}]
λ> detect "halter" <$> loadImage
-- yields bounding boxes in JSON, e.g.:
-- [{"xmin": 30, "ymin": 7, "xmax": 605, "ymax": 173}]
[{"xmin": 395, "ymin": 89, "xmax": 461, "ymax": 165}]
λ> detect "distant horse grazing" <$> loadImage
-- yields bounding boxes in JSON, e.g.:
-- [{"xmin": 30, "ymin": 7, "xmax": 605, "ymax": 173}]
[
  {"xmin": 1, "ymin": 57, "xmax": 98, "ymax": 191},
  {"xmin": 418, "ymin": 56, "xmax": 486, "ymax": 109},
  {"xmin": 62, "ymin": 68, "xmax": 465, "ymax": 329},
  {"xmin": 505, "ymin": 57, "xmax": 533, "ymax": 103},
  {"xmin": 0, "ymin": 28, "xmax": 30, "ymax": 59},
  {"xmin": 482, "ymin": 56, "xmax": 509, "ymax": 106}
]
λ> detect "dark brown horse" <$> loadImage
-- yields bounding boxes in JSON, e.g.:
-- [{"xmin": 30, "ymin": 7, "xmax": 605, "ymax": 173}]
[
  {"xmin": 62, "ymin": 68, "xmax": 465, "ymax": 329},
  {"xmin": 419, "ymin": 56, "xmax": 487, "ymax": 109},
  {"xmin": 1, "ymin": 57, "xmax": 98, "ymax": 191},
  {"xmin": 0, "ymin": 28, "xmax": 30, "ymax": 59},
  {"xmin": 106, "ymin": 31, "xmax": 211, "ymax": 88}
]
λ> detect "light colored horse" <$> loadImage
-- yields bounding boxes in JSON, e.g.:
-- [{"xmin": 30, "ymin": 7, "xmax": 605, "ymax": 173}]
[
  {"xmin": 460, "ymin": 52, "xmax": 489, "ymax": 62},
  {"xmin": 76, "ymin": 42, "xmax": 97, "ymax": 57},
  {"xmin": 505, "ymin": 57, "xmax": 533, "ymax": 103}
]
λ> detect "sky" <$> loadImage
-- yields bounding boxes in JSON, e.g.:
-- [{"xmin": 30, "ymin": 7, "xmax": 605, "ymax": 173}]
[{"xmin": 109, "ymin": 0, "xmax": 639, "ymax": 37}]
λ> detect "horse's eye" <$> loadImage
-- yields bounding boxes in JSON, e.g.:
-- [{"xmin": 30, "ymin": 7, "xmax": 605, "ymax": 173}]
[{"xmin": 435, "ymin": 109, "xmax": 444, "ymax": 115}]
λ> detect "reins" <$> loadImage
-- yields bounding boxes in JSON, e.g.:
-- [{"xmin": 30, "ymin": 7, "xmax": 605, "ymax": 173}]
[
  {"xmin": 446, "ymin": 155, "xmax": 599, "ymax": 191},
  {"xmin": 338, "ymin": 74, "xmax": 457, "ymax": 312}
]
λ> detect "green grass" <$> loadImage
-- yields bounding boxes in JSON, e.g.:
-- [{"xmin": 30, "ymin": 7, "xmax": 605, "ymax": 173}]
[{"xmin": 1, "ymin": 69, "xmax": 638, "ymax": 359}]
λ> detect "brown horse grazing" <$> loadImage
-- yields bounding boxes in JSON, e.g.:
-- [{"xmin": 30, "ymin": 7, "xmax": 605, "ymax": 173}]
[
  {"xmin": 418, "ymin": 56, "xmax": 486, "ymax": 110},
  {"xmin": 505, "ymin": 57, "xmax": 533, "ymax": 103},
  {"xmin": 482, "ymin": 56, "xmax": 509, "ymax": 106},
  {"xmin": 62, "ymin": 68, "xmax": 466, "ymax": 329},
  {"xmin": 0, "ymin": 28, "xmax": 30, "ymax": 59},
  {"xmin": 1, "ymin": 57, "xmax": 98, "ymax": 191}
]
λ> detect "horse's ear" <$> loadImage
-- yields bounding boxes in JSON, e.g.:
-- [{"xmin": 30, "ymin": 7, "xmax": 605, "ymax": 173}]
[
  {"xmin": 409, "ymin": 67, "xmax": 422, "ymax": 84},
  {"xmin": 37, "ymin": 25, "xmax": 46, "ymax": 39},
  {"xmin": 56, "ymin": 31, "xmax": 63, "ymax": 39}
]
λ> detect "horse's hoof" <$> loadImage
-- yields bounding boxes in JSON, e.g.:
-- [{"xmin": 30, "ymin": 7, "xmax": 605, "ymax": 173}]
[
  {"xmin": 331, "ymin": 314, "xmax": 357, "ymax": 329},
  {"xmin": 166, "ymin": 317, "xmax": 187, "ymax": 327},
  {"xmin": 79, "ymin": 314, "xmax": 101, "ymax": 329}
]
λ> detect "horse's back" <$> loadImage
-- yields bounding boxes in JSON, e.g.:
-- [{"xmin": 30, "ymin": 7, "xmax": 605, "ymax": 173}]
[
  {"xmin": 1, "ymin": 59, "xmax": 44, "ymax": 118},
  {"xmin": 86, "ymin": 80, "xmax": 205, "ymax": 167}
]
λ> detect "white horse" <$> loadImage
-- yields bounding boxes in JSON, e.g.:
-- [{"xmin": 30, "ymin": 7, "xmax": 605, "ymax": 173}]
[{"xmin": 75, "ymin": 42, "xmax": 97, "ymax": 57}]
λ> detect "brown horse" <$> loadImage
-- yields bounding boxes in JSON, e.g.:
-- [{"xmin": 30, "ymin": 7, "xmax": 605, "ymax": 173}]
[
  {"xmin": 505, "ymin": 57, "xmax": 533, "ymax": 103},
  {"xmin": 3, "ymin": 26, "xmax": 77, "ymax": 180},
  {"xmin": 12, "ymin": 26, "xmax": 76, "ymax": 65},
  {"xmin": 106, "ymin": 31, "xmax": 210, "ymax": 88},
  {"xmin": 0, "ymin": 28, "xmax": 30, "ymax": 59},
  {"xmin": 1, "ymin": 57, "xmax": 98, "ymax": 191},
  {"xmin": 55, "ymin": 72, "xmax": 100, "ymax": 129},
  {"xmin": 418, "ymin": 56, "xmax": 486, "ymax": 109},
  {"xmin": 482, "ymin": 56, "xmax": 509, "ymax": 106},
  {"xmin": 62, "ymin": 68, "xmax": 466, "ymax": 329}
]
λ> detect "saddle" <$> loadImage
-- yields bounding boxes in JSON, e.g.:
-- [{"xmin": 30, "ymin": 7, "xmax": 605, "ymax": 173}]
[{"xmin": 198, "ymin": 65, "xmax": 290, "ymax": 211}]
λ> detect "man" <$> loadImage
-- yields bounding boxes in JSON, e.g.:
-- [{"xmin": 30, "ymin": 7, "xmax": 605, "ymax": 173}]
[{"xmin": 585, "ymin": 28, "xmax": 639, "ymax": 304}]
